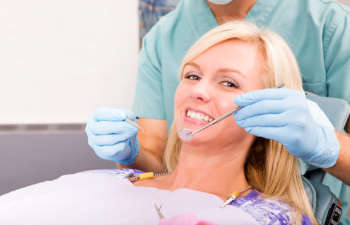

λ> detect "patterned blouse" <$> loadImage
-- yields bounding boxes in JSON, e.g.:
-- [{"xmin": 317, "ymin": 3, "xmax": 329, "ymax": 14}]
[{"xmin": 138, "ymin": 0, "xmax": 180, "ymax": 39}]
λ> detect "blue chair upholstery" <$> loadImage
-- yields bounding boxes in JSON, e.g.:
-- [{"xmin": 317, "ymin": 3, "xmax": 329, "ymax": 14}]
[
  {"xmin": 303, "ymin": 94, "xmax": 349, "ymax": 225},
  {"xmin": 306, "ymin": 94, "xmax": 349, "ymax": 132}
]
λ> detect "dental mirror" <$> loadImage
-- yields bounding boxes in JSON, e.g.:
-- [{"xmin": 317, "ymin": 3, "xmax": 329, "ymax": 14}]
[{"xmin": 178, "ymin": 128, "xmax": 194, "ymax": 141}]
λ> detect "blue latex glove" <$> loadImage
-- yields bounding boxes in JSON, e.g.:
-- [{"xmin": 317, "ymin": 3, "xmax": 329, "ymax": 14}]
[
  {"xmin": 85, "ymin": 108, "xmax": 140, "ymax": 165},
  {"xmin": 234, "ymin": 88, "xmax": 339, "ymax": 168}
]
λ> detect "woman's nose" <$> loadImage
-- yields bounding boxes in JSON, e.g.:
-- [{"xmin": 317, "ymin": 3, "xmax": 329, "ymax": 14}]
[{"xmin": 190, "ymin": 81, "xmax": 211, "ymax": 102}]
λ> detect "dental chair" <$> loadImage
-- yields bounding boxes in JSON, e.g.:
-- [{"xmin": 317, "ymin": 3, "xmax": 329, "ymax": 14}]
[
  {"xmin": 303, "ymin": 94, "xmax": 350, "ymax": 225},
  {"xmin": 0, "ymin": 95, "xmax": 347, "ymax": 225}
]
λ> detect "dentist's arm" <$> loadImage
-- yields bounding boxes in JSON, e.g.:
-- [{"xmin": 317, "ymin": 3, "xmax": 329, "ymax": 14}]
[
  {"xmin": 319, "ymin": 9, "xmax": 350, "ymax": 184},
  {"xmin": 85, "ymin": 108, "xmax": 140, "ymax": 165},
  {"xmin": 119, "ymin": 118, "xmax": 168, "ymax": 172},
  {"xmin": 86, "ymin": 21, "xmax": 171, "ymax": 171},
  {"xmin": 324, "ymin": 131, "xmax": 350, "ymax": 185},
  {"xmin": 86, "ymin": 108, "xmax": 168, "ymax": 171},
  {"xmin": 234, "ymin": 88, "xmax": 350, "ymax": 185}
]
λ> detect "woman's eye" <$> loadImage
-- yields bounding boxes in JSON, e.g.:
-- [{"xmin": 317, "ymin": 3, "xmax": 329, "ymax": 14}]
[
  {"xmin": 184, "ymin": 74, "xmax": 201, "ymax": 80},
  {"xmin": 222, "ymin": 80, "xmax": 238, "ymax": 88}
]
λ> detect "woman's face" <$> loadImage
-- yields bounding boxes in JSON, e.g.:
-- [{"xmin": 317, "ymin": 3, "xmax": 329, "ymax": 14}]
[{"xmin": 174, "ymin": 39, "xmax": 266, "ymax": 146}]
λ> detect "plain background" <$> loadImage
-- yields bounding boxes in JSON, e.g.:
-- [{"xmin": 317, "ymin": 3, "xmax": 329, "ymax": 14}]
[
  {"xmin": 0, "ymin": 0, "xmax": 138, "ymax": 124},
  {"xmin": 0, "ymin": 0, "xmax": 137, "ymax": 194}
]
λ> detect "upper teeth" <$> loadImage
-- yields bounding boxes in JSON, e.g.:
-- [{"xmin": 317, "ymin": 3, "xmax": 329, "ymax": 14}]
[{"xmin": 187, "ymin": 110, "xmax": 213, "ymax": 122}]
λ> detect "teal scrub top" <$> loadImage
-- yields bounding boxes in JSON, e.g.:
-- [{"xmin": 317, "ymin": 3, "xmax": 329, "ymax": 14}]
[{"xmin": 133, "ymin": 0, "xmax": 350, "ymax": 223}]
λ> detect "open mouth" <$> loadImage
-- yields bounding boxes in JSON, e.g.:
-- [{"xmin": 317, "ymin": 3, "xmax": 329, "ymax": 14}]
[{"xmin": 185, "ymin": 109, "xmax": 215, "ymax": 123}]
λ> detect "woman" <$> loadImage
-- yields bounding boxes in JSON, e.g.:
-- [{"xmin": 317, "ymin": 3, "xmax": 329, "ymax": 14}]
[{"xmin": 0, "ymin": 21, "xmax": 317, "ymax": 225}]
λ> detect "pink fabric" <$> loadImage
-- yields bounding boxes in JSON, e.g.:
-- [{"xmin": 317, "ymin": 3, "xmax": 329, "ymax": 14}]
[{"xmin": 159, "ymin": 214, "xmax": 217, "ymax": 225}]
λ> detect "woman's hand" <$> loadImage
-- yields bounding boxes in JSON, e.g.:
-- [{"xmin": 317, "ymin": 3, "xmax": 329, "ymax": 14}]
[
  {"xmin": 234, "ymin": 88, "xmax": 339, "ymax": 168},
  {"xmin": 85, "ymin": 108, "xmax": 139, "ymax": 165}
]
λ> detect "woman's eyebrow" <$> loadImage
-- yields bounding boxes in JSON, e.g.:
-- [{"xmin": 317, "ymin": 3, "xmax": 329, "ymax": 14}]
[
  {"xmin": 184, "ymin": 63, "xmax": 245, "ymax": 79},
  {"xmin": 185, "ymin": 62, "xmax": 201, "ymax": 70},
  {"xmin": 217, "ymin": 68, "xmax": 246, "ymax": 78}
]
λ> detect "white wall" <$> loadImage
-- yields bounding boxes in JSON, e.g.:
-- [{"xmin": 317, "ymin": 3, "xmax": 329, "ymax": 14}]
[{"xmin": 0, "ymin": 0, "xmax": 138, "ymax": 124}]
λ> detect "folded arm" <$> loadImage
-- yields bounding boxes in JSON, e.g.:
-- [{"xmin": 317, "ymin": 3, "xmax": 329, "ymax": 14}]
[{"xmin": 324, "ymin": 130, "xmax": 350, "ymax": 185}]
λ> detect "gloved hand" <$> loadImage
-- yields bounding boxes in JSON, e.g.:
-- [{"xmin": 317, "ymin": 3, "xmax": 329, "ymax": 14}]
[
  {"xmin": 85, "ymin": 108, "xmax": 140, "ymax": 165},
  {"xmin": 234, "ymin": 88, "xmax": 339, "ymax": 168}
]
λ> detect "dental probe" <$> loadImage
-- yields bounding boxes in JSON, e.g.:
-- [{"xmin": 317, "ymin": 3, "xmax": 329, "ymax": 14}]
[
  {"xmin": 178, "ymin": 83, "xmax": 284, "ymax": 141},
  {"xmin": 180, "ymin": 107, "xmax": 241, "ymax": 139},
  {"xmin": 125, "ymin": 117, "xmax": 145, "ymax": 133},
  {"xmin": 153, "ymin": 202, "xmax": 165, "ymax": 219}
]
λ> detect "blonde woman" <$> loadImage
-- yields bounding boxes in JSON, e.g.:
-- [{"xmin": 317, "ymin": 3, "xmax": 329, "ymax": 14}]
[
  {"xmin": 0, "ymin": 21, "xmax": 317, "ymax": 225},
  {"xmin": 159, "ymin": 21, "xmax": 317, "ymax": 225}
]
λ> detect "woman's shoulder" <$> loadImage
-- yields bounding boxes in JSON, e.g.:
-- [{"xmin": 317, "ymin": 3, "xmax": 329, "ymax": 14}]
[{"xmin": 230, "ymin": 190, "xmax": 296, "ymax": 225}]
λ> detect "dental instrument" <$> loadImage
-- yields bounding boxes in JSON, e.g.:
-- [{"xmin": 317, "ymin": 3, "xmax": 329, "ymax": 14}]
[
  {"xmin": 125, "ymin": 117, "xmax": 145, "ymax": 133},
  {"xmin": 178, "ymin": 84, "xmax": 284, "ymax": 141},
  {"xmin": 154, "ymin": 203, "xmax": 165, "ymax": 219},
  {"xmin": 179, "ymin": 107, "xmax": 241, "ymax": 141},
  {"xmin": 130, "ymin": 171, "xmax": 253, "ymax": 208},
  {"xmin": 221, "ymin": 185, "xmax": 252, "ymax": 207},
  {"xmin": 128, "ymin": 171, "xmax": 168, "ymax": 182}
]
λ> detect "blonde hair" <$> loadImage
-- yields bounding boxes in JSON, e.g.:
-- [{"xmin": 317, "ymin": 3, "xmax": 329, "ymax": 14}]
[{"xmin": 164, "ymin": 21, "xmax": 318, "ymax": 225}]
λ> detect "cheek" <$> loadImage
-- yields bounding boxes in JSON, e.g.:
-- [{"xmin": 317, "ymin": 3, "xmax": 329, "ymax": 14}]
[
  {"xmin": 214, "ymin": 93, "xmax": 238, "ymax": 114},
  {"xmin": 213, "ymin": 93, "xmax": 244, "ymax": 134},
  {"xmin": 220, "ymin": 116, "xmax": 254, "ymax": 144}
]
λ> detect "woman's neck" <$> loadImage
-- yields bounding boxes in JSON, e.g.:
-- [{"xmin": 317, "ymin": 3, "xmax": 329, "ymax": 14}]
[
  {"xmin": 207, "ymin": 0, "xmax": 257, "ymax": 24},
  {"xmin": 164, "ymin": 142, "xmax": 251, "ymax": 200}
]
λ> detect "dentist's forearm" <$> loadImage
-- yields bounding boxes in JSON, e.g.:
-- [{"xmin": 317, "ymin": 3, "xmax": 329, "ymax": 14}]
[
  {"xmin": 117, "ymin": 118, "xmax": 168, "ymax": 172},
  {"xmin": 324, "ymin": 131, "xmax": 350, "ymax": 185},
  {"xmin": 117, "ymin": 147, "xmax": 165, "ymax": 172},
  {"xmin": 346, "ymin": 118, "xmax": 350, "ymax": 133}
]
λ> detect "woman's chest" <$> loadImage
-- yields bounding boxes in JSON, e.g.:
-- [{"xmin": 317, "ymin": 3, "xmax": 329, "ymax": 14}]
[{"xmin": 116, "ymin": 186, "xmax": 260, "ymax": 225}]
